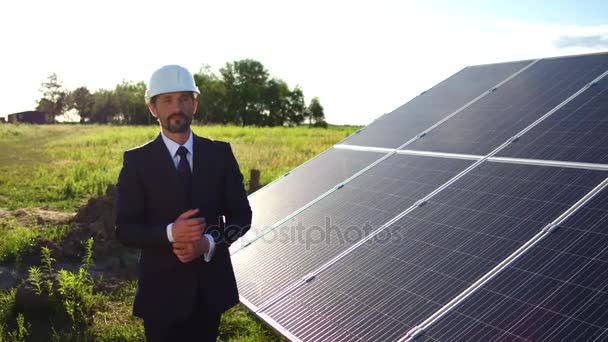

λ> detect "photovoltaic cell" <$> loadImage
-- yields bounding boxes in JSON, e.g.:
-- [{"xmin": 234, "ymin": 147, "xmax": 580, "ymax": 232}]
[
  {"xmin": 260, "ymin": 163, "xmax": 608, "ymax": 341},
  {"xmin": 497, "ymin": 76, "xmax": 608, "ymax": 164},
  {"xmin": 233, "ymin": 155, "xmax": 473, "ymax": 307},
  {"xmin": 423, "ymin": 183, "xmax": 608, "ymax": 342},
  {"xmin": 240, "ymin": 148, "xmax": 383, "ymax": 241},
  {"xmin": 340, "ymin": 60, "xmax": 532, "ymax": 149},
  {"xmin": 406, "ymin": 53, "xmax": 608, "ymax": 155}
]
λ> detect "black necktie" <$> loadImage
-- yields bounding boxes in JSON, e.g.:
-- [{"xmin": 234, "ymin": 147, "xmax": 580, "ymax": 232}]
[{"xmin": 176, "ymin": 146, "xmax": 192, "ymax": 201}]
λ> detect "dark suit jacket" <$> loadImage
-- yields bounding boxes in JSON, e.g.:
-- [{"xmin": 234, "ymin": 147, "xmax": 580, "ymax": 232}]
[{"xmin": 114, "ymin": 133, "xmax": 252, "ymax": 322}]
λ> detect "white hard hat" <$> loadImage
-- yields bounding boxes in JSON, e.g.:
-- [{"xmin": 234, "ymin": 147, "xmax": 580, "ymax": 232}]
[{"xmin": 145, "ymin": 65, "xmax": 200, "ymax": 99}]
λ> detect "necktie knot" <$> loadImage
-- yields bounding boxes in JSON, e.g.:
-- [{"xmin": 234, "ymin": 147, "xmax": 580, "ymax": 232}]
[{"xmin": 176, "ymin": 145, "xmax": 189, "ymax": 158}]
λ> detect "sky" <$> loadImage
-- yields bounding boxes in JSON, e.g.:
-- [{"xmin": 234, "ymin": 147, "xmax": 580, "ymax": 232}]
[{"xmin": 1, "ymin": 0, "xmax": 607, "ymax": 125}]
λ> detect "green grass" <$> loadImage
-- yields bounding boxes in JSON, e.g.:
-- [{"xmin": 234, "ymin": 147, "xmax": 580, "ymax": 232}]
[
  {"xmin": 0, "ymin": 218, "xmax": 73, "ymax": 264},
  {"xmin": 0, "ymin": 124, "xmax": 358, "ymax": 211},
  {"xmin": 0, "ymin": 123, "xmax": 360, "ymax": 341}
]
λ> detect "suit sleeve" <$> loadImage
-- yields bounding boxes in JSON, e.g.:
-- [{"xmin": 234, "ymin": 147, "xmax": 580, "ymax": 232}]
[
  {"xmin": 114, "ymin": 151, "xmax": 172, "ymax": 251},
  {"xmin": 219, "ymin": 143, "xmax": 252, "ymax": 246}
]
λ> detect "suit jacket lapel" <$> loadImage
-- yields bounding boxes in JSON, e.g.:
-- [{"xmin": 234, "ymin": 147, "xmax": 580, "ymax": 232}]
[{"xmin": 192, "ymin": 134, "xmax": 216, "ymax": 208}]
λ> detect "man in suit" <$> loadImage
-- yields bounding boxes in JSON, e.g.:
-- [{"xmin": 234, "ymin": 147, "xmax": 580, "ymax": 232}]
[{"xmin": 115, "ymin": 65, "xmax": 252, "ymax": 341}]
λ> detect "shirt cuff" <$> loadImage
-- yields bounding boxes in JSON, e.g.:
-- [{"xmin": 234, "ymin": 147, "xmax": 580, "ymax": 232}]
[
  {"xmin": 204, "ymin": 234, "xmax": 215, "ymax": 262},
  {"xmin": 167, "ymin": 223, "xmax": 175, "ymax": 243}
]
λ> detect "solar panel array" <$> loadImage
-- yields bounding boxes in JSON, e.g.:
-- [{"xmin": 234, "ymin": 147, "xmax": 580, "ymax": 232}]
[{"xmin": 231, "ymin": 52, "xmax": 608, "ymax": 341}]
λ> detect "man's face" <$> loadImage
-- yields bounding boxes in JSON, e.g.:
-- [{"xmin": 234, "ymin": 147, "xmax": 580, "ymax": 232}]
[{"xmin": 149, "ymin": 91, "xmax": 197, "ymax": 133}]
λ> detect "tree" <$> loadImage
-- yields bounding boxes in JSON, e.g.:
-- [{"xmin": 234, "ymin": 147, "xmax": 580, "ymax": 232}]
[
  {"xmin": 67, "ymin": 86, "xmax": 95, "ymax": 123},
  {"xmin": 220, "ymin": 59, "xmax": 270, "ymax": 126},
  {"xmin": 36, "ymin": 73, "xmax": 67, "ymax": 122},
  {"xmin": 194, "ymin": 66, "xmax": 230, "ymax": 124},
  {"xmin": 114, "ymin": 81, "xmax": 149, "ymax": 124},
  {"xmin": 263, "ymin": 79, "xmax": 291, "ymax": 126},
  {"xmin": 90, "ymin": 89, "xmax": 119, "ymax": 123},
  {"xmin": 284, "ymin": 86, "xmax": 306, "ymax": 126},
  {"xmin": 308, "ymin": 97, "xmax": 327, "ymax": 127}
]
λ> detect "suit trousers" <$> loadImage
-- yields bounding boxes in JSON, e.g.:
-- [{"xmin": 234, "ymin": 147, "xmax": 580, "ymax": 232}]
[{"xmin": 143, "ymin": 307, "xmax": 221, "ymax": 342}]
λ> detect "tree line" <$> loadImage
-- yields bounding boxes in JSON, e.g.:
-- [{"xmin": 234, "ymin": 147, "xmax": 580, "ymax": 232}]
[{"xmin": 37, "ymin": 59, "xmax": 327, "ymax": 127}]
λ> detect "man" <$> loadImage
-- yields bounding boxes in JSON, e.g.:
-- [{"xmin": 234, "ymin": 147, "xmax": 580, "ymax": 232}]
[{"xmin": 115, "ymin": 65, "xmax": 252, "ymax": 341}]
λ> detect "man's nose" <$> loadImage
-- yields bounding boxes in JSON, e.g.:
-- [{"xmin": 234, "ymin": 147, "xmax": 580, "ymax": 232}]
[{"xmin": 170, "ymin": 100, "xmax": 183, "ymax": 112}]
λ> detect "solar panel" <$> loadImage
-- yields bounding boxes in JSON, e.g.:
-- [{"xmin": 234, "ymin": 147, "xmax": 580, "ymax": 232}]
[
  {"xmin": 236, "ymin": 148, "xmax": 384, "ymax": 249},
  {"xmin": 406, "ymin": 53, "xmax": 608, "ymax": 155},
  {"xmin": 233, "ymin": 155, "xmax": 473, "ymax": 307},
  {"xmin": 234, "ymin": 52, "xmax": 608, "ymax": 341},
  {"xmin": 421, "ymin": 185, "xmax": 608, "ymax": 342},
  {"xmin": 497, "ymin": 75, "xmax": 608, "ymax": 164},
  {"xmin": 259, "ymin": 163, "xmax": 608, "ymax": 341},
  {"xmin": 341, "ymin": 60, "xmax": 533, "ymax": 149}
]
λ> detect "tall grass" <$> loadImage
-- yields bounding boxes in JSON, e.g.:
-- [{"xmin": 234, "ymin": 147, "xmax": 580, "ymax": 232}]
[{"xmin": 0, "ymin": 124, "xmax": 359, "ymax": 211}]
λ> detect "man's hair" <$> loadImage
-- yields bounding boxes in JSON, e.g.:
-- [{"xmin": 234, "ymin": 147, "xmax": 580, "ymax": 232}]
[{"xmin": 146, "ymin": 92, "xmax": 197, "ymax": 106}]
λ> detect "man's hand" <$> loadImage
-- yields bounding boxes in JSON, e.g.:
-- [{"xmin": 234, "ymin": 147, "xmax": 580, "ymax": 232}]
[
  {"xmin": 173, "ymin": 238, "xmax": 209, "ymax": 263},
  {"xmin": 172, "ymin": 209, "xmax": 206, "ymax": 243}
]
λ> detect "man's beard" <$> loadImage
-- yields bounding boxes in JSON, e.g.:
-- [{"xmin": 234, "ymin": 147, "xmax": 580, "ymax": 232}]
[{"xmin": 162, "ymin": 112, "xmax": 192, "ymax": 133}]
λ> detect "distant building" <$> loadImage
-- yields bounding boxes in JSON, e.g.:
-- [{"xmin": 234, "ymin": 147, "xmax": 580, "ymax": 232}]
[
  {"xmin": 0, "ymin": 117, "xmax": 6, "ymax": 123},
  {"xmin": 6, "ymin": 111, "xmax": 53, "ymax": 124}
]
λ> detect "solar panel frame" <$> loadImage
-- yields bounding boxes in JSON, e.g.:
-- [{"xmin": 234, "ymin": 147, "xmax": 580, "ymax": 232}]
[{"xmin": 232, "ymin": 52, "xmax": 608, "ymax": 342}]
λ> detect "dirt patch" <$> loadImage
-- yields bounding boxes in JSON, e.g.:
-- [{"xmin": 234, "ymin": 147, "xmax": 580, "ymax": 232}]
[
  {"xmin": 0, "ymin": 207, "xmax": 74, "ymax": 226},
  {"xmin": 72, "ymin": 184, "xmax": 116, "ymax": 242},
  {"xmin": 2, "ymin": 184, "xmax": 138, "ymax": 287}
]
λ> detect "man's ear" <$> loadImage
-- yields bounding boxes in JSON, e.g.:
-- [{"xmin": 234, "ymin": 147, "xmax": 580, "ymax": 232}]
[{"xmin": 148, "ymin": 103, "xmax": 158, "ymax": 118}]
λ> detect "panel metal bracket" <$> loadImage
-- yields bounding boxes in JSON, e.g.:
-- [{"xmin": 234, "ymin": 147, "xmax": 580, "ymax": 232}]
[
  {"xmin": 415, "ymin": 200, "xmax": 427, "ymax": 207},
  {"xmin": 301, "ymin": 273, "xmax": 316, "ymax": 283},
  {"xmin": 542, "ymin": 222, "xmax": 559, "ymax": 234},
  {"xmin": 404, "ymin": 326, "xmax": 424, "ymax": 340}
]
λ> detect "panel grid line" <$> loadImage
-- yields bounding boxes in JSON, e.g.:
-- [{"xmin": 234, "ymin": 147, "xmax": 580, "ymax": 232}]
[{"xmin": 336, "ymin": 144, "xmax": 608, "ymax": 171}]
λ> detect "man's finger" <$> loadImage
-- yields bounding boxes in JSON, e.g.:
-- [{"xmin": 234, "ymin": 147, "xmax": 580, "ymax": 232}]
[
  {"xmin": 176, "ymin": 209, "xmax": 199, "ymax": 221},
  {"xmin": 184, "ymin": 218, "xmax": 205, "ymax": 227},
  {"xmin": 173, "ymin": 249, "xmax": 190, "ymax": 258},
  {"xmin": 173, "ymin": 241, "xmax": 189, "ymax": 249}
]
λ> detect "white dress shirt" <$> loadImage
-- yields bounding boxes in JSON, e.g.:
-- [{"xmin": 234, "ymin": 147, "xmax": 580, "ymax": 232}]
[{"xmin": 161, "ymin": 130, "xmax": 215, "ymax": 262}]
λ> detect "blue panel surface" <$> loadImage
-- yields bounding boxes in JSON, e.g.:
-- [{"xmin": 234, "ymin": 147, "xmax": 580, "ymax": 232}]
[
  {"xmin": 423, "ymin": 185, "xmax": 608, "ymax": 341},
  {"xmin": 341, "ymin": 60, "xmax": 531, "ymax": 148},
  {"xmin": 242, "ymin": 148, "xmax": 383, "ymax": 242},
  {"xmin": 233, "ymin": 155, "xmax": 473, "ymax": 307},
  {"xmin": 260, "ymin": 163, "xmax": 607, "ymax": 341},
  {"xmin": 407, "ymin": 53, "xmax": 608, "ymax": 155},
  {"xmin": 498, "ymin": 76, "xmax": 608, "ymax": 164}
]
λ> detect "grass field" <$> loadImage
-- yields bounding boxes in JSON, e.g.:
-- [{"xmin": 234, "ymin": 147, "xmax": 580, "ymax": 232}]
[
  {"xmin": 0, "ymin": 123, "xmax": 360, "ymax": 341},
  {"xmin": 0, "ymin": 124, "xmax": 358, "ymax": 211}
]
